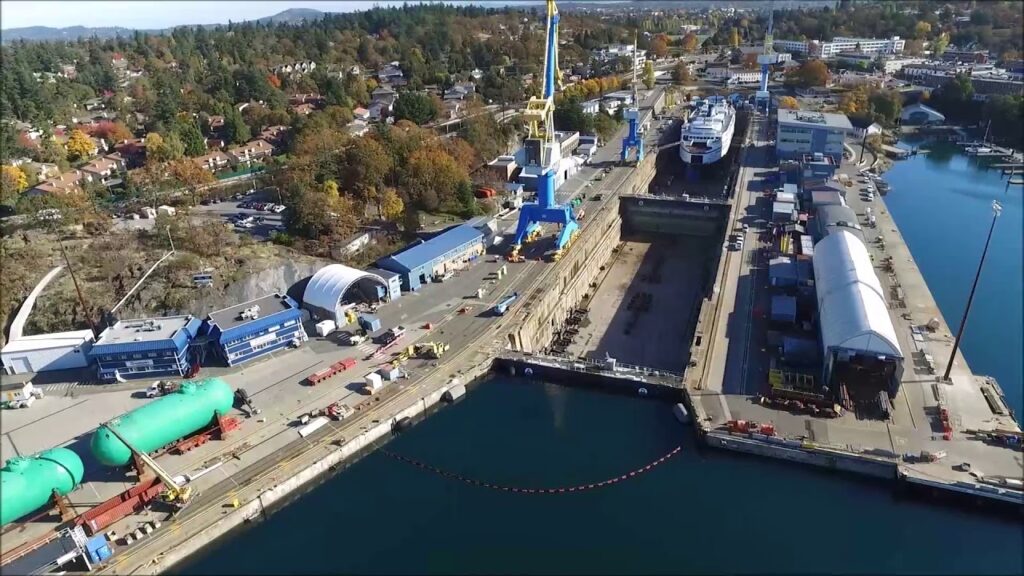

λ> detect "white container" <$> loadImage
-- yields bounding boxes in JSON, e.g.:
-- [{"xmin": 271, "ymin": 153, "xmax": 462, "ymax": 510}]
[
  {"xmin": 315, "ymin": 319, "xmax": 336, "ymax": 337},
  {"xmin": 364, "ymin": 372, "xmax": 384, "ymax": 392}
]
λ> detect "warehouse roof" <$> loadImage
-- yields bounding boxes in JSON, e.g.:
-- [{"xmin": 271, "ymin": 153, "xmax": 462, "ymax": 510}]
[
  {"xmin": 813, "ymin": 230, "xmax": 902, "ymax": 359},
  {"xmin": 91, "ymin": 316, "xmax": 200, "ymax": 354},
  {"xmin": 207, "ymin": 294, "xmax": 302, "ymax": 340},
  {"xmin": 1, "ymin": 330, "xmax": 95, "ymax": 353},
  {"xmin": 377, "ymin": 224, "xmax": 483, "ymax": 274},
  {"xmin": 304, "ymin": 264, "xmax": 386, "ymax": 316},
  {"xmin": 778, "ymin": 109, "xmax": 853, "ymax": 130}
]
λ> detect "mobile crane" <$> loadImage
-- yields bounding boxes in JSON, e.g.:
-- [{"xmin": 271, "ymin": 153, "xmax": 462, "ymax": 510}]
[{"xmin": 102, "ymin": 424, "xmax": 195, "ymax": 509}]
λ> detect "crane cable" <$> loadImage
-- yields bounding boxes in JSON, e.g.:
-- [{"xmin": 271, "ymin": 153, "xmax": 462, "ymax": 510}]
[{"xmin": 381, "ymin": 445, "xmax": 682, "ymax": 494}]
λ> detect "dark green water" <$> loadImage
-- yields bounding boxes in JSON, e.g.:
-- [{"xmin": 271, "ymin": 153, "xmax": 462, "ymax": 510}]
[{"xmin": 180, "ymin": 379, "xmax": 1023, "ymax": 575}]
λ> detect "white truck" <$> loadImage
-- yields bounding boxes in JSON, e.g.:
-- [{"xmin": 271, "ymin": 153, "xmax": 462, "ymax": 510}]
[{"xmin": 2, "ymin": 374, "xmax": 45, "ymax": 409}]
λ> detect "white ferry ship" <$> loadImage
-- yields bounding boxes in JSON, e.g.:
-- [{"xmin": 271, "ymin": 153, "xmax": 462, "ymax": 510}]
[{"xmin": 679, "ymin": 96, "xmax": 735, "ymax": 166}]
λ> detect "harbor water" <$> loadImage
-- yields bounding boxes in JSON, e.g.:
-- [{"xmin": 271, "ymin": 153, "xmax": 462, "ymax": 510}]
[
  {"xmin": 179, "ymin": 138, "xmax": 1023, "ymax": 575},
  {"xmin": 180, "ymin": 379, "xmax": 1023, "ymax": 575},
  {"xmin": 884, "ymin": 139, "xmax": 1023, "ymax": 414}
]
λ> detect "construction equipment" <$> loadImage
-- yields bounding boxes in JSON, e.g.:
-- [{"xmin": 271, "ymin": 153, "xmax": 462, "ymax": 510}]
[
  {"xmin": 234, "ymin": 387, "xmax": 260, "ymax": 416},
  {"xmin": 1, "ymin": 376, "xmax": 44, "ymax": 409},
  {"xmin": 620, "ymin": 31, "xmax": 644, "ymax": 165},
  {"xmin": 508, "ymin": 0, "xmax": 579, "ymax": 258},
  {"xmin": 755, "ymin": 0, "xmax": 779, "ymax": 111},
  {"xmin": 101, "ymin": 424, "xmax": 193, "ymax": 509},
  {"xmin": 415, "ymin": 342, "xmax": 450, "ymax": 359}
]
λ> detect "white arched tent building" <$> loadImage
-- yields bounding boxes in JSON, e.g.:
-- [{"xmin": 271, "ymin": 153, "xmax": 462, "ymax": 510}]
[
  {"xmin": 813, "ymin": 230, "xmax": 904, "ymax": 397},
  {"xmin": 302, "ymin": 264, "xmax": 398, "ymax": 325}
]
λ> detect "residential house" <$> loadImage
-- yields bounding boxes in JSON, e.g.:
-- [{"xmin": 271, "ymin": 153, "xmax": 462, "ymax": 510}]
[
  {"xmin": 376, "ymin": 62, "xmax": 404, "ymax": 84},
  {"xmin": 471, "ymin": 68, "xmax": 484, "ymax": 81},
  {"xmin": 113, "ymin": 137, "xmax": 147, "ymax": 168},
  {"xmin": 194, "ymin": 151, "xmax": 232, "ymax": 171},
  {"xmin": 258, "ymin": 125, "xmax": 291, "ymax": 146},
  {"xmin": 582, "ymin": 99, "xmax": 601, "ymax": 115},
  {"xmin": 444, "ymin": 82, "xmax": 476, "ymax": 101},
  {"xmin": 272, "ymin": 60, "xmax": 317, "ymax": 75},
  {"xmin": 353, "ymin": 107, "xmax": 371, "ymax": 121},
  {"xmin": 83, "ymin": 97, "xmax": 105, "ymax": 111},
  {"xmin": 226, "ymin": 139, "xmax": 274, "ymax": 164},
  {"xmin": 205, "ymin": 138, "xmax": 226, "ymax": 150},
  {"xmin": 371, "ymin": 86, "xmax": 397, "ymax": 100},
  {"xmin": 291, "ymin": 103, "xmax": 316, "ymax": 116},
  {"xmin": 207, "ymin": 115, "xmax": 225, "ymax": 131},
  {"xmin": 848, "ymin": 116, "xmax": 884, "ymax": 139},
  {"xmin": 59, "ymin": 64, "xmax": 77, "ymax": 80},
  {"xmin": 27, "ymin": 170, "xmax": 93, "ymax": 196},
  {"xmin": 289, "ymin": 93, "xmax": 324, "ymax": 107},
  {"xmin": 80, "ymin": 154, "xmax": 126, "ymax": 186}
]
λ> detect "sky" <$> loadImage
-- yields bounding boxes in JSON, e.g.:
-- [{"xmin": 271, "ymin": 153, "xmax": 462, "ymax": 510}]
[{"xmin": 0, "ymin": 1, "xmax": 545, "ymax": 30}]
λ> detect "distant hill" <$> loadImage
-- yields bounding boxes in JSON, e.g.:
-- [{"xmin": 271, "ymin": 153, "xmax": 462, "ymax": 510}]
[
  {"xmin": 254, "ymin": 8, "xmax": 326, "ymax": 25},
  {"xmin": 1, "ymin": 8, "xmax": 327, "ymax": 44}
]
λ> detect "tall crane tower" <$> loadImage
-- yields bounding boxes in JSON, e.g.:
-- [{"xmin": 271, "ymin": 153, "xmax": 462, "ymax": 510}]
[
  {"xmin": 620, "ymin": 32, "xmax": 644, "ymax": 165},
  {"xmin": 755, "ymin": 0, "xmax": 779, "ymax": 110},
  {"xmin": 508, "ymin": 0, "xmax": 579, "ymax": 262}
]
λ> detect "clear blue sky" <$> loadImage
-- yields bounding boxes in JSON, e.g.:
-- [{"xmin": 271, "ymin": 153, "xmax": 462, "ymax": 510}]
[{"xmin": 0, "ymin": 1, "xmax": 537, "ymax": 30}]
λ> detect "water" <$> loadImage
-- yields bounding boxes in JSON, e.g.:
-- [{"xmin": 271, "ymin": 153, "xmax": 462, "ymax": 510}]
[
  {"xmin": 180, "ymin": 140, "xmax": 1024, "ymax": 574},
  {"xmin": 180, "ymin": 379, "xmax": 1023, "ymax": 575},
  {"xmin": 884, "ymin": 139, "xmax": 1023, "ymax": 414}
]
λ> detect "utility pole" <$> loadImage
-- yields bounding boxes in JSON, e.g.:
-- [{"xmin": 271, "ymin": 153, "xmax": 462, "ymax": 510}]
[
  {"xmin": 58, "ymin": 236, "xmax": 99, "ymax": 339},
  {"xmin": 859, "ymin": 129, "xmax": 868, "ymax": 165},
  {"xmin": 943, "ymin": 200, "xmax": 1002, "ymax": 382}
]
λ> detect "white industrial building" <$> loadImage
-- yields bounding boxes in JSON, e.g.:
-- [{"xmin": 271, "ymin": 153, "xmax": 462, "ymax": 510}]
[
  {"xmin": 302, "ymin": 264, "xmax": 395, "ymax": 326},
  {"xmin": 813, "ymin": 230, "xmax": 904, "ymax": 397},
  {"xmin": 1, "ymin": 330, "xmax": 95, "ymax": 374},
  {"xmin": 775, "ymin": 36, "xmax": 905, "ymax": 58}
]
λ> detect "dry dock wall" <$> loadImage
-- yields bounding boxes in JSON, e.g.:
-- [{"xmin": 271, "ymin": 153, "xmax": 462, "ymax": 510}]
[
  {"xmin": 147, "ymin": 380, "xmax": 469, "ymax": 574},
  {"xmin": 507, "ymin": 156, "xmax": 658, "ymax": 353},
  {"xmin": 705, "ymin": 433, "xmax": 897, "ymax": 479}
]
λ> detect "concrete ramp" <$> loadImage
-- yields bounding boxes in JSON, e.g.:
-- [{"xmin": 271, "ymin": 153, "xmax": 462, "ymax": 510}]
[{"xmin": 7, "ymin": 266, "xmax": 64, "ymax": 342}]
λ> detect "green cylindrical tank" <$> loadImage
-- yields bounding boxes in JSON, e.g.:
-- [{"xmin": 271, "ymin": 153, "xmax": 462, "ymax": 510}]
[
  {"xmin": 90, "ymin": 377, "xmax": 234, "ymax": 467},
  {"xmin": 1, "ymin": 447, "xmax": 84, "ymax": 526}
]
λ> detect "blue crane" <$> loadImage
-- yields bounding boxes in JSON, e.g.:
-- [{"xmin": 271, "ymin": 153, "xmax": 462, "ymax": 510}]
[
  {"xmin": 755, "ymin": 0, "xmax": 779, "ymax": 111},
  {"xmin": 620, "ymin": 33, "xmax": 644, "ymax": 165},
  {"xmin": 507, "ymin": 0, "xmax": 579, "ymax": 262}
]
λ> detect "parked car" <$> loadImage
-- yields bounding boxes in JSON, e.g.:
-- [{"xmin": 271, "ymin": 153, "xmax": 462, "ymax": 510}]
[{"xmin": 271, "ymin": 204, "xmax": 286, "ymax": 213}]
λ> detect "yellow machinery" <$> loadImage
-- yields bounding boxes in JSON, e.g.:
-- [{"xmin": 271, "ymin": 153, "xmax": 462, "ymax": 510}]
[
  {"xmin": 103, "ymin": 424, "xmax": 194, "ymax": 508},
  {"xmin": 415, "ymin": 342, "xmax": 450, "ymax": 359},
  {"xmin": 344, "ymin": 309, "xmax": 357, "ymax": 326}
]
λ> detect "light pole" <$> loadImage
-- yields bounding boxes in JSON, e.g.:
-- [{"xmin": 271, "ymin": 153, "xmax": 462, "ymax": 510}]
[{"xmin": 943, "ymin": 200, "xmax": 1002, "ymax": 382}]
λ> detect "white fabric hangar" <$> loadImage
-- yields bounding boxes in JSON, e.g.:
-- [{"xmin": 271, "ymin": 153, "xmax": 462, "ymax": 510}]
[
  {"xmin": 302, "ymin": 264, "xmax": 387, "ymax": 325},
  {"xmin": 813, "ymin": 230, "xmax": 902, "ymax": 357},
  {"xmin": 813, "ymin": 230, "xmax": 904, "ymax": 387}
]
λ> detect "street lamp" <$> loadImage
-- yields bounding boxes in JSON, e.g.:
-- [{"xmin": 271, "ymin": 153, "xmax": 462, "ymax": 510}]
[{"xmin": 943, "ymin": 200, "xmax": 1002, "ymax": 382}]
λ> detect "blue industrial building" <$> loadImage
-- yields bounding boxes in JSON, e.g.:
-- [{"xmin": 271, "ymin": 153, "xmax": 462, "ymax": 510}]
[
  {"xmin": 205, "ymin": 293, "xmax": 307, "ymax": 367},
  {"xmin": 89, "ymin": 315, "xmax": 202, "ymax": 381},
  {"xmin": 377, "ymin": 224, "xmax": 484, "ymax": 291}
]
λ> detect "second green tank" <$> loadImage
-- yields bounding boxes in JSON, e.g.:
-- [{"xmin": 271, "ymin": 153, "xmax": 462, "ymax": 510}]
[
  {"xmin": 1, "ymin": 447, "xmax": 84, "ymax": 525},
  {"xmin": 91, "ymin": 377, "xmax": 234, "ymax": 466}
]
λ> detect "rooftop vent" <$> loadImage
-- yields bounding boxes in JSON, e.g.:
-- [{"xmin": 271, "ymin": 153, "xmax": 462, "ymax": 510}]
[{"xmin": 795, "ymin": 112, "xmax": 827, "ymax": 124}]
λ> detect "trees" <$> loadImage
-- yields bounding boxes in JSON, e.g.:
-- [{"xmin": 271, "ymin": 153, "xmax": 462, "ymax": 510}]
[
  {"xmin": 175, "ymin": 120, "xmax": 207, "ymax": 157},
  {"xmin": 554, "ymin": 95, "xmax": 593, "ymax": 134},
  {"xmin": 66, "ymin": 129, "xmax": 95, "ymax": 161},
  {"xmin": 777, "ymin": 96, "xmax": 800, "ymax": 110},
  {"xmin": 642, "ymin": 61, "xmax": 656, "ymax": 90},
  {"xmin": 380, "ymin": 187, "xmax": 404, "ymax": 221},
  {"xmin": 341, "ymin": 136, "xmax": 393, "ymax": 206},
  {"xmin": 787, "ymin": 59, "xmax": 830, "ymax": 88},
  {"xmin": 983, "ymin": 95, "xmax": 1024, "ymax": 149},
  {"xmin": 1, "ymin": 165, "xmax": 28, "ymax": 204},
  {"xmin": 223, "ymin": 108, "xmax": 252, "ymax": 145},
  {"xmin": 393, "ymin": 92, "xmax": 438, "ymax": 125},
  {"xmin": 672, "ymin": 61, "xmax": 692, "ymax": 85},
  {"xmin": 146, "ymin": 132, "xmax": 184, "ymax": 163},
  {"xmin": 168, "ymin": 158, "xmax": 214, "ymax": 205},
  {"xmin": 649, "ymin": 35, "xmax": 669, "ymax": 59},
  {"xmin": 404, "ymin": 147, "xmax": 468, "ymax": 213},
  {"xmin": 681, "ymin": 32, "xmax": 699, "ymax": 53}
]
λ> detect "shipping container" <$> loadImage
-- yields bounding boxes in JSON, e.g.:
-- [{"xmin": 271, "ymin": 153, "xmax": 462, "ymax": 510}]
[
  {"xmin": 378, "ymin": 364, "xmax": 401, "ymax": 381},
  {"xmin": 364, "ymin": 372, "xmax": 384, "ymax": 392},
  {"xmin": 315, "ymin": 320, "xmax": 336, "ymax": 337},
  {"xmin": 358, "ymin": 315, "xmax": 382, "ymax": 333}
]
